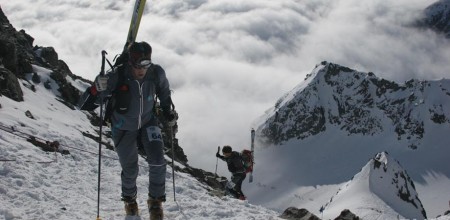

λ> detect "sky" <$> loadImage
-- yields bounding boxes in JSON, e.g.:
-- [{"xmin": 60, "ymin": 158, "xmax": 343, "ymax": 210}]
[{"xmin": 2, "ymin": 0, "xmax": 450, "ymax": 176}]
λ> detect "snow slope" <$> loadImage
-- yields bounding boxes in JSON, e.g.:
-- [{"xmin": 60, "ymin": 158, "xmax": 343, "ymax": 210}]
[{"xmin": 0, "ymin": 66, "xmax": 281, "ymax": 219}]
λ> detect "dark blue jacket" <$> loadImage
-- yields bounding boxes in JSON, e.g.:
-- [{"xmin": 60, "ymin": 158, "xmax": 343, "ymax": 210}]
[{"xmin": 219, "ymin": 151, "xmax": 245, "ymax": 174}]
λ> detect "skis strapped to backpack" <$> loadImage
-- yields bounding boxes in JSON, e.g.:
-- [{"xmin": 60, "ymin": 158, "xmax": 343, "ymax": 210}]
[
  {"xmin": 249, "ymin": 128, "xmax": 255, "ymax": 183},
  {"xmin": 127, "ymin": 0, "xmax": 147, "ymax": 49},
  {"xmin": 114, "ymin": 0, "xmax": 147, "ymax": 67}
]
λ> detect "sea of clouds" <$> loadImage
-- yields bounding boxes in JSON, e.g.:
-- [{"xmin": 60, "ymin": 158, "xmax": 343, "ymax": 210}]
[{"xmin": 2, "ymin": 0, "xmax": 449, "ymax": 174}]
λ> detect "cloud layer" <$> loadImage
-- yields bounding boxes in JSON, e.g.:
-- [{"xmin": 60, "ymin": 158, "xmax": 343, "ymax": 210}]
[{"xmin": 2, "ymin": 0, "xmax": 449, "ymax": 174}]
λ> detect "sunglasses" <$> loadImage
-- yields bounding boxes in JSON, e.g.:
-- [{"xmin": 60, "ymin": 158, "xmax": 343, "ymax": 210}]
[{"xmin": 132, "ymin": 59, "xmax": 152, "ymax": 69}]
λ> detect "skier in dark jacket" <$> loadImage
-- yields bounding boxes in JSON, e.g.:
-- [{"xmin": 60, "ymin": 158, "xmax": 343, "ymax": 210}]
[
  {"xmin": 78, "ymin": 41, "xmax": 177, "ymax": 219},
  {"xmin": 216, "ymin": 145, "xmax": 247, "ymax": 200}
]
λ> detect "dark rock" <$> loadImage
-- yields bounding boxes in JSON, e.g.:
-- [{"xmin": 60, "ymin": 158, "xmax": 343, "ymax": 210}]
[
  {"xmin": 334, "ymin": 209, "xmax": 360, "ymax": 220},
  {"xmin": 44, "ymin": 80, "xmax": 52, "ymax": 89},
  {"xmin": 25, "ymin": 110, "xmax": 35, "ymax": 119},
  {"xmin": 415, "ymin": 0, "xmax": 450, "ymax": 38},
  {"xmin": 32, "ymin": 72, "xmax": 41, "ymax": 84},
  {"xmin": 182, "ymin": 166, "xmax": 227, "ymax": 191},
  {"xmin": 0, "ymin": 67, "xmax": 23, "ymax": 101},
  {"xmin": 26, "ymin": 137, "xmax": 70, "ymax": 155},
  {"xmin": 0, "ymin": 38, "xmax": 18, "ymax": 74},
  {"xmin": 18, "ymin": 29, "xmax": 34, "ymax": 47},
  {"xmin": 280, "ymin": 207, "xmax": 321, "ymax": 220},
  {"xmin": 38, "ymin": 47, "xmax": 59, "ymax": 67}
]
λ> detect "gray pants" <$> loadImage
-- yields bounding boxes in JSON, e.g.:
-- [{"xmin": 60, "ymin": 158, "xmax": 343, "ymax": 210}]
[{"xmin": 113, "ymin": 118, "xmax": 166, "ymax": 198}]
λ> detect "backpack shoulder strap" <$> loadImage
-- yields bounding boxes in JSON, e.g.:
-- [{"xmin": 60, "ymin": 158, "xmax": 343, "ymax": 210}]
[{"xmin": 115, "ymin": 64, "xmax": 127, "ymax": 90}]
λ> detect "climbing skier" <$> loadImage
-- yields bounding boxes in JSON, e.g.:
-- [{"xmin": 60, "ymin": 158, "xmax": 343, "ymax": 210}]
[
  {"xmin": 79, "ymin": 41, "xmax": 177, "ymax": 219},
  {"xmin": 216, "ymin": 145, "xmax": 247, "ymax": 200}
]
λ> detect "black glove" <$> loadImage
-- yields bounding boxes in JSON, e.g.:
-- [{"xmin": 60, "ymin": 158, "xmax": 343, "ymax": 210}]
[
  {"xmin": 216, "ymin": 152, "xmax": 220, "ymax": 158},
  {"xmin": 164, "ymin": 109, "xmax": 178, "ymax": 127}
]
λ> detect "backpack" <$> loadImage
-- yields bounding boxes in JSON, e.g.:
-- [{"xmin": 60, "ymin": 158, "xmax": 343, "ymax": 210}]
[
  {"xmin": 103, "ymin": 64, "xmax": 130, "ymax": 124},
  {"xmin": 240, "ymin": 149, "xmax": 254, "ymax": 173}
]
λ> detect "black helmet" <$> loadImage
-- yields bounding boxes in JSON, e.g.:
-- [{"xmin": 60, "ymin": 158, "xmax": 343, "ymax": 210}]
[
  {"xmin": 222, "ymin": 146, "xmax": 232, "ymax": 154},
  {"xmin": 128, "ymin": 42, "xmax": 152, "ymax": 68}
]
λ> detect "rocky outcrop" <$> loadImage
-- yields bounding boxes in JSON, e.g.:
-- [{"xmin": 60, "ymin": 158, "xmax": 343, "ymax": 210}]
[
  {"xmin": 416, "ymin": 0, "xmax": 450, "ymax": 38},
  {"xmin": 280, "ymin": 207, "xmax": 321, "ymax": 220},
  {"xmin": 0, "ymin": 67, "xmax": 23, "ymax": 101},
  {"xmin": 334, "ymin": 209, "xmax": 360, "ymax": 220},
  {"xmin": 0, "ymin": 8, "xmax": 80, "ymax": 106}
]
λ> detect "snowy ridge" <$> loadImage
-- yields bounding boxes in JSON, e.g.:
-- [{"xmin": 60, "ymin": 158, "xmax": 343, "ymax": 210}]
[
  {"xmin": 0, "ymin": 8, "xmax": 286, "ymax": 219},
  {"xmin": 259, "ymin": 61, "xmax": 450, "ymax": 148},
  {"xmin": 323, "ymin": 152, "xmax": 426, "ymax": 219},
  {"xmin": 251, "ymin": 62, "xmax": 326, "ymax": 134},
  {"xmin": 0, "ymin": 66, "xmax": 282, "ymax": 219}
]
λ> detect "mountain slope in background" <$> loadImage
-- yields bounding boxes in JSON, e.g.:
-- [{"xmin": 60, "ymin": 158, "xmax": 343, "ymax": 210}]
[
  {"xmin": 323, "ymin": 152, "xmax": 426, "ymax": 219},
  {"xmin": 260, "ymin": 61, "xmax": 450, "ymax": 150},
  {"xmin": 417, "ymin": 0, "xmax": 450, "ymax": 37},
  {"xmin": 246, "ymin": 61, "xmax": 450, "ymax": 218}
]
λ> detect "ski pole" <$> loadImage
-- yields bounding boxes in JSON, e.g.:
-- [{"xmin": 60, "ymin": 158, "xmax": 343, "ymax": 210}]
[
  {"xmin": 215, "ymin": 146, "xmax": 220, "ymax": 177},
  {"xmin": 96, "ymin": 50, "xmax": 107, "ymax": 220},
  {"xmin": 171, "ymin": 126, "xmax": 176, "ymax": 201},
  {"xmin": 249, "ymin": 128, "xmax": 255, "ymax": 183},
  {"xmin": 170, "ymin": 103, "xmax": 177, "ymax": 202}
]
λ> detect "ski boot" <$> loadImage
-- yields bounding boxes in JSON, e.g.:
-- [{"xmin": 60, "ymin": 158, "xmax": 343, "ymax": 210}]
[
  {"xmin": 122, "ymin": 195, "xmax": 139, "ymax": 216},
  {"xmin": 148, "ymin": 195, "xmax": 165, "ymax": 220}
]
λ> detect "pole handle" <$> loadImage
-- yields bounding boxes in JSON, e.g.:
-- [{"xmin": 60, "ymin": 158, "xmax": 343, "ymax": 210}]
[
  {"xmin": 215, "ymin": 146, "xmax": 220, "ymax": 177},
  {"xmin": 100, "ymin": 50, "xmax": 108, "ymax": 76}
]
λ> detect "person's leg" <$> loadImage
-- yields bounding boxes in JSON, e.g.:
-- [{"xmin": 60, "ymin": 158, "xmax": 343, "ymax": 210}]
[
  {"xmin": 113, "ymin": 129, "xmax": 140, "ymax": 215},
  {"xmin": 232, "ymin": 173, "xmax": 247, "ymax": 199},
  {"xmin": 141, "ymin": 118, "xmax": 167, "ymax": 198},
  {"xmin": 141, "ymin": 118, "xmax": 166, "ymax": 219},
  {"xmin": 225, "ymin": 180, "xmax": 239, "ymax": 198}
]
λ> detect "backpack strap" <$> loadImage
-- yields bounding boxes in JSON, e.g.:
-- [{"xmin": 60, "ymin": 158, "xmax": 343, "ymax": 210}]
[
  {"xmin": 103, "ymin": 64, "xmax": 128, "ymax": 123},
  {"xmin": 145, "ymin": 64, "xmax": 163, "ymax": 115}
]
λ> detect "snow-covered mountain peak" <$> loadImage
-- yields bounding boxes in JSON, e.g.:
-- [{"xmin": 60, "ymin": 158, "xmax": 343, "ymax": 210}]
[
  {"xmin": 370, "ymin": 152, "xmax": 427, "ymax": 219},
  {"xmin": 258, "ymin": 61, "xmax": 450, "ymax": 149},
  {"xmin": 323, "ymin": 151, "xmax": 427, "ymax": 219}
]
